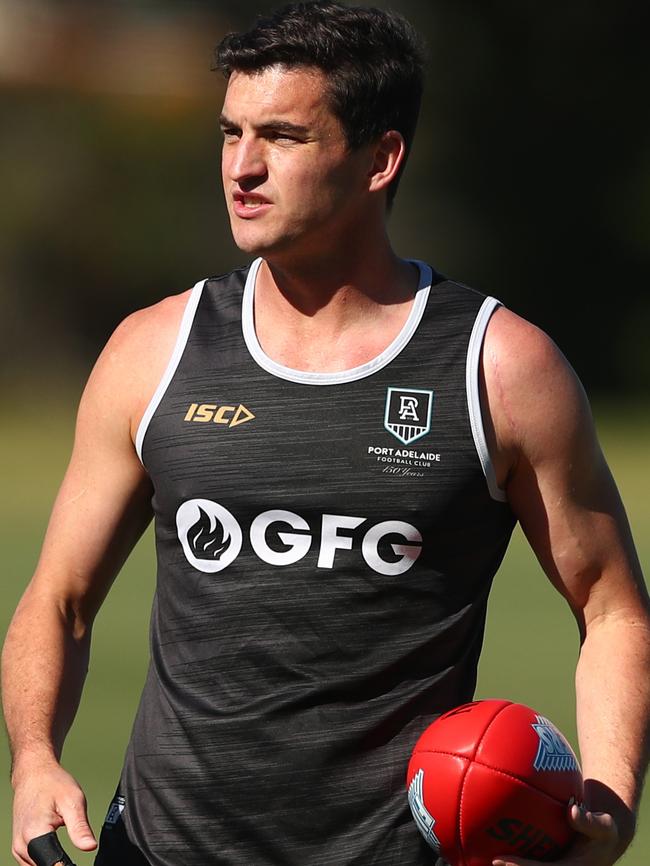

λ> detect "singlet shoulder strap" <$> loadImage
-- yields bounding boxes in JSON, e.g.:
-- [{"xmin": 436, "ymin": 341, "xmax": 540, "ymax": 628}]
[
  {"xmin": 466, "ymin": 296, "xmax": 508, "ymax": 503},
  {"xmin": 135, "ymin": 279, "xmax": 207, "ymax": 464}
]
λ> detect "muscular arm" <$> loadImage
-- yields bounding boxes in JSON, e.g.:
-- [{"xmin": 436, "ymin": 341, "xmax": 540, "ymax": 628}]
[
  {"xmin": 2, "ymin": 292, "xmax": 188, "ymax": 865},
  {"xmin": 482, "ymin": 308, "xmax": 650, "ymax": 862}
]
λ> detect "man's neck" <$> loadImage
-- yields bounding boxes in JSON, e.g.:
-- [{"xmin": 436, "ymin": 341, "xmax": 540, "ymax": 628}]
[
  {"xmin": 258, "ymin": 242, "xmax": 417, "ymax": 318},
  {"xmin": 252, "ymin": 246, "xmax": 421, "ymax": 373}
]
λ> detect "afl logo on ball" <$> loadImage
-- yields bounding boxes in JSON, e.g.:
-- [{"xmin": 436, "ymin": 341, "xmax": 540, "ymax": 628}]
[
  {"xmin": 408, "ymin": 769, "xmax": 441, "ymax": 852},
  {"xmin": 384, "ymin": 387, "xmax": 434, "ymax": 445},
  {"xmin": 531, "ymin": 716, "xmax": 580, "ymax": 772}
]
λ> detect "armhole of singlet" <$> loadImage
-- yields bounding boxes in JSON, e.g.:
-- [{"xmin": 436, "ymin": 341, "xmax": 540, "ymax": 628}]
[
  {"xmin": 135, "ymin": 279, "xmax": 207, "ymax": 465},
  {"xmin": 466, "ymin": 296, "xmax": 508, "ymax": 503}
]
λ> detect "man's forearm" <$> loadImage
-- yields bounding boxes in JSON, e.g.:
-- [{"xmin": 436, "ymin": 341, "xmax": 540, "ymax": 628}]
[
  {"xmin": 2, "ymin": 586, "xmax": 91, "ymax": 780},
  {"xmin": 575, "ymin": 613, "xmax": 650, "ymax": 853}
]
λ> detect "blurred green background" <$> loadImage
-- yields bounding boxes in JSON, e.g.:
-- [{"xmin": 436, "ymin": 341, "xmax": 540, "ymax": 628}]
[{"xmin": 1, "ymin": 0, "xmax": 648, "ymax": 863}]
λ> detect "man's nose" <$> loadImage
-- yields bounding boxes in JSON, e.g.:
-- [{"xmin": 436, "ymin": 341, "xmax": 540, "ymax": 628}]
[{"xmin": 227, "ymin": 136, "xmax": 267, "ymax": 183}]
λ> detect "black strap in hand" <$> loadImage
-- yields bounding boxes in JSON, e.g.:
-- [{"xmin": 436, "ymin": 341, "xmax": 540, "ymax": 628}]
[{"xmin": 27, "ymin": 832, "xmax": 76, "ymax": 866}]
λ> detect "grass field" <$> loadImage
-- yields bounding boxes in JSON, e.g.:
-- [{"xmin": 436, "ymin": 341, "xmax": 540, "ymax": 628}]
[{"xmin": 1, "ymin": 395, "xmax": 648, "ymax": 865}]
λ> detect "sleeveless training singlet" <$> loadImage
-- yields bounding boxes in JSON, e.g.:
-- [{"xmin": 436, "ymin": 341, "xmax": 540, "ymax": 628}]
[{"xmin": 106, "ymin": 259, "xmax": 516, "ymax": 865}]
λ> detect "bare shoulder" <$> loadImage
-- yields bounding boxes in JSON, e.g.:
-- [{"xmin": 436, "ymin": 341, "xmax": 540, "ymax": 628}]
[
  {"xmin": 101, "ymin": 290, "xmax": 191, "ymax": 378},
  {"xmin": 481, "ymin": 305, "xmax": 593, "ymax": 478},
  {"xmin": 80, "ymin": 289, "xmax": 193, "ymax": 442},
  {"xmin": 481, "ymin": 307, "xmax": 646, "ymax": 626}
]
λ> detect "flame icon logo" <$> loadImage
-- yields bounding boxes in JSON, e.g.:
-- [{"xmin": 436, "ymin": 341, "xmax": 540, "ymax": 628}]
[
  {"xmin": 188, "ymin": 507, "xmax": 230, "ymax": 560},
  {"xmin": 176, "ymin": 499, "xmax": 243, "ymax": 573}
]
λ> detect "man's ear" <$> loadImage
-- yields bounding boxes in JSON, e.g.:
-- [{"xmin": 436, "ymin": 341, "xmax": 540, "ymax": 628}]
[{"xmin": 367, "ymin": 130, "xmax": 406, "ymax": 194}]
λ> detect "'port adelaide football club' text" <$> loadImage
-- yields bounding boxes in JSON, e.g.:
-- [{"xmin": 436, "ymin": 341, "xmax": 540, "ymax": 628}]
[{"xmin": 369, "ymin": 387, "xmax": 440, "ymax": 476}]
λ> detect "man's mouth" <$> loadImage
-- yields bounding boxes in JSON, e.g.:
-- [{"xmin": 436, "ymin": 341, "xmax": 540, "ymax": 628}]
[
  {"xmin": 233, "ymin": 192, "xmax": 270, "ymax": 205},
  {"xmin": 232, "ymin": 192, "xmax": 272, "ymax": 218}
]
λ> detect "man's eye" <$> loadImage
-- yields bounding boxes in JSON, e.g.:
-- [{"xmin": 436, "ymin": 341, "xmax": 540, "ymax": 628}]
[{"xmin": 268, "ymin": 132, "xmax": 299, "ymax": 142}]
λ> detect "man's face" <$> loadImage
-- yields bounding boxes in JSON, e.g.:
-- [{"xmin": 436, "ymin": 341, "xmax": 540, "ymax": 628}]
[{"xmin": 220, "ymin": 65, "xmax": 374, "ymax": 259}]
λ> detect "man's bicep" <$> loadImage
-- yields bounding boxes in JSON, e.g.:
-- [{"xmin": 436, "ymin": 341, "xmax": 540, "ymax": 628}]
[
  {"xmin": 33, "ymin": 447, "xmax": 152, "ymax": 620},
  {"xmin": 508, "ymin": 425, "xmax": 644, "ymax": 630},
  {"xmin": 29, "ymin": 333, "xmax": 154, "ymax": 621},
  {"xmin": 484, "ymin": 309, "xmax": 646, "ymax": 629}
]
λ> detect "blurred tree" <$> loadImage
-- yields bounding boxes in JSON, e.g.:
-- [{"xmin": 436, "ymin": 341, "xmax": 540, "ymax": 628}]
[
  {"xmin": 393, "ymin": 0, "xmax": 650, "ymax": 394},
  {"xmin": 0, "ymin": 0, "xmax": 648, "ymax": 396}
]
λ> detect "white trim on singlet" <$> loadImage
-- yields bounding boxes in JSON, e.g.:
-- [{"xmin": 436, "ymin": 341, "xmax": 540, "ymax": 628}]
[
  {"xmin": 241, "ymin": 257, "xmax": 433, "ymax": 385},
  {"xmin": 135, "ymin": 279, "xmax": 207, "ymax": 464},
  {"xmin": 466, "ymin": 296, "xmax": 507, "ymax": 503}
]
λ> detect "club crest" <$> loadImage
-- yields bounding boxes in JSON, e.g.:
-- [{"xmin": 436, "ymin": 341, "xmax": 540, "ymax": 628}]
[{"xmin": 384, "ymin": 387, "xmax": 433, "ymax": 444}]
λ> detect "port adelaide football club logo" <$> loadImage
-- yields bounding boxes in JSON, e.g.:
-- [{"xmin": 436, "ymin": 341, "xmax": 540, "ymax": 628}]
[
  {"xmin": 366, "ymin": 387, "xmax": 440, "ymax": 477},
  {"xmin": 384, "ymin": 387, "xmax": 433, "ymax": 445}
]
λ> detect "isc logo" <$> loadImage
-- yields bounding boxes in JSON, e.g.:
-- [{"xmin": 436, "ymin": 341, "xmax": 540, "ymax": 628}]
[{"xmin": 184, "ymin": 403, "xmax": 255, "ymax": 427}]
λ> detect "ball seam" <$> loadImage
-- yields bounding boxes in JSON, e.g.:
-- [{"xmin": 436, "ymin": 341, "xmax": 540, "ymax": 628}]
[
  {"xmin": 417, "ymin": 747, "xmax": 575, "ymax": 806},
  {"xmin": 458, "ymin": 701, "xmax": 512, "ymax": 864}
]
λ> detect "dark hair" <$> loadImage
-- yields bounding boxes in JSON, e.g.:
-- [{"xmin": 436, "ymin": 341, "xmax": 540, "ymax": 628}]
[{"xmin": 214, "ymin": 1, "xmax": 425, "ymax": 205}]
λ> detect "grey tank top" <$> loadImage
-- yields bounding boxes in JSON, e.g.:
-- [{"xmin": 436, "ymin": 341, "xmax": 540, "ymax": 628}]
[{"xmin": 119, "ymin": 258, "xmax": 516, "ymax": 865}]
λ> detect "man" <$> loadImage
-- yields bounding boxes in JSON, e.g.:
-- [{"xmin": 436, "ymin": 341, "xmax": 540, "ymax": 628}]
[{"xmin": 3, "ymin": 2, "xmax": 649, "ymax": 865}]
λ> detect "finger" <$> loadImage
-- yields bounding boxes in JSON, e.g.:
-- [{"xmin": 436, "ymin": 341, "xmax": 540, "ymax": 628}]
[
  {"xmin": 57, "ymin": 794, "xmax": 97, "ymax": 852},
  {"xmin": 27, "ymin": 831, "xmax": 76, "ymax": 866},
  {"xmin": 493, "ymin": 807, "xmax": 619, "ymax": 866},
  {"xmin": 12, "ymin": 813, "xmax": 65, "ymax": 866},
  {"xmin": 568, "ymin": 803, "xmax": 618, "ymax": 843}
]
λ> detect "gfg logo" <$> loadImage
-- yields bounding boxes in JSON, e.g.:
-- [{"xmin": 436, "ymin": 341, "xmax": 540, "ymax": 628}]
[{"xmin": 176, "ymin": 499, "xmax": 422, "ymax": 576}]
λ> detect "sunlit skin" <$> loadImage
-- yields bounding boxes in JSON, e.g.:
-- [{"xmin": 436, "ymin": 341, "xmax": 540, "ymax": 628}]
[
  {"xmin": 219, "ymin": 65, "xmax": 419, "ymax": 372},
  {"xmin": 220, "ymin": 66, "xmax": 382, "ymax": 265}
]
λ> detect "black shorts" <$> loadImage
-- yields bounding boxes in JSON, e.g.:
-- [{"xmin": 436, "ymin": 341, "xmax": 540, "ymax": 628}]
[
  {"xmin": 94, "ymin": 821, "xmax": 149, "ymax": 866},
  {"xmin": 94, "ymin": 793, "xmax": 150, "ymax": 866}
]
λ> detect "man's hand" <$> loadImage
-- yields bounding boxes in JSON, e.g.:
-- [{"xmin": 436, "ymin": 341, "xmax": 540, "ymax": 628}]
[
  {"xmin": 11, "ymin": 756, "xmax": 97, "ymax": 866},
  {"xmin": 492, "ymin": 803, "xmax": 620, "ymax": 866}
]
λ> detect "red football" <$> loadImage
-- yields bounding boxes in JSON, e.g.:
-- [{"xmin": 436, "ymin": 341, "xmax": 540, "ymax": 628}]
[{"xmin": 406, "ymin": 700, "xmax": 583, "ymax": 866}]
